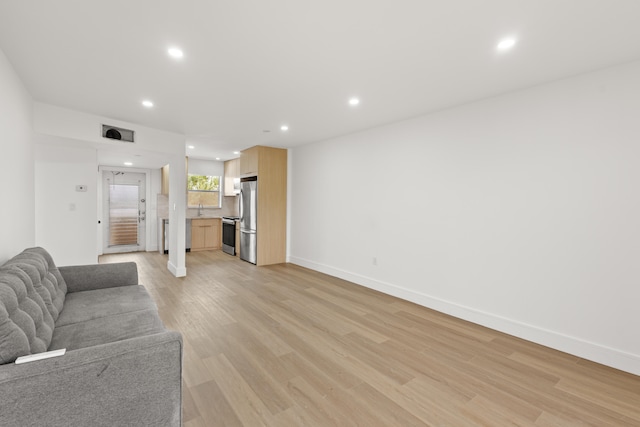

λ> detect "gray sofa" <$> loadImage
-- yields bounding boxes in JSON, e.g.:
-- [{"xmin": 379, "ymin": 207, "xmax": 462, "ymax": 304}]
[{"xmin": 0, "ymin": 247, "xmax": 182, "ymax": 427}]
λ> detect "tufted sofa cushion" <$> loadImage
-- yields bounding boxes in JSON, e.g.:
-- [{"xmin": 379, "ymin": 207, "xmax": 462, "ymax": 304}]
[
  {"xmin": 3, "ymin": 247, "xmax": 67, "ymax": 322},
  {"xmin": 0, "ymin": 247, "xmax": 65, "ymax": 364},
  {"xmin": 0, "ymin": 267, "xmax": 55, "ymax": 363}
]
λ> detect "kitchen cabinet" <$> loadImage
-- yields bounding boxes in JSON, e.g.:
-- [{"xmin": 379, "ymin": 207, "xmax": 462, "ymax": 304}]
[
  {"xmin": 161, "ymin": 164, "xmax": 170, "ymax": 195},
  {"xmin": 240, "ymin": 145, "xmax": 287, "ymax": 265},
  {"xmin": 240, "ymin": 146, "xmax": 259, "ymax": 176},
  {"xmin": 191, "ymin": 218, "xmax": 221, "ymax": 251},
  {"xmin": 223, "ymin": 158, "xmax": 240, "ymax": 196},
  {"xmin": 160, "ymin": 157, "xmax": 188, "ymax": 195}
]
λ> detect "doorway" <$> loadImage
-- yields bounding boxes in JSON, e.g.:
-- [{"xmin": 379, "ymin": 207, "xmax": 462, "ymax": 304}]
[{"xmin": 102, "ymin": 171, "xmax": 146, "ymax": 254}]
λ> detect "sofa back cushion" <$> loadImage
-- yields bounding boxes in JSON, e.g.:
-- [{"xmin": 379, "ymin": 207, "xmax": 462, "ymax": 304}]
[
  {"xmin": 0, "ymin": 267, "xmax": 55, "ymax": 364},
  {"xmin": 3, "ymin": 247, "xmax": 67, "ymax": 322},
  {"xmin": 0, "ymin": 247, "xmax": 65, "ymax": 364}
]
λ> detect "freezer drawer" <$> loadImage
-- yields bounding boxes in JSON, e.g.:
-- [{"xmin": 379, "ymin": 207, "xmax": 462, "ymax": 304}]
[{"xmin": 240, "ymin": 229, "xmax": 256, "ymax": 264}]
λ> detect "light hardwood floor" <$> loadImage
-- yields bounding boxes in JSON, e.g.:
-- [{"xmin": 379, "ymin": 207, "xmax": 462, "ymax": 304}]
[{"xmin": 100, "ymin": 250, "xmax": 640, "ymax": 426}]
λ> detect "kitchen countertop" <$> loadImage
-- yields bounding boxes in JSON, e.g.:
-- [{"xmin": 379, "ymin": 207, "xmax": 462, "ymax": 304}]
[
  {"xmin": 187, "ymin": 214, "xmax": 225, "ymax": 219},
  {"xmin": 158, "ymin": 214, "xmax": 226, "ymax": 220}
]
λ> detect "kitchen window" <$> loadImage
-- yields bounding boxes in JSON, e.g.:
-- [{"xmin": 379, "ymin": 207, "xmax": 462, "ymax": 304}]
[{"xmin": 187, "ymin": 174, "xmax": 221, "ymax": 208}]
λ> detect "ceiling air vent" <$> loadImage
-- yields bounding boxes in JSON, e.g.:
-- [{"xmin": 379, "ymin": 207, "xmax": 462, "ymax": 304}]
[{"xmin": 102, "ymin": 124, "xmax": 135, "ymax": 143}]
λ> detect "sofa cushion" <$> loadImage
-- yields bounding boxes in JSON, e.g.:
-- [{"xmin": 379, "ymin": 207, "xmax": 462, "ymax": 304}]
[
  {"xmin": 3, "ymin": 247, "xmax": 67, "ymax": 322},
  {"xmin": 0, "ymin": 266, "xmax": 55, "ymax": 363},
  {"xmin": 49, "ymin": 309, "xmax": 166, "ymax": 351},
  {"xmin": 56, "ymin": 285, "xmax": 158, "ymax": 327}
]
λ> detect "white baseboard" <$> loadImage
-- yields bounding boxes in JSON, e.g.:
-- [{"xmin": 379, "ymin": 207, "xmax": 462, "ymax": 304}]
[
  {"xmin": 289, "ymin": 256, "xmax": 640, "ymax": 376},
  {"xmin": 167, "ymin": 260, "xmax": 186, "ymax": 278}
]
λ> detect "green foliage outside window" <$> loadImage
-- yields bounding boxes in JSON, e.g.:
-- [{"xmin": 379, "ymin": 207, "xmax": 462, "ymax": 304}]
[{"xmin": 188, "ymin": 174, "xmax": 220, "ymax": 191}]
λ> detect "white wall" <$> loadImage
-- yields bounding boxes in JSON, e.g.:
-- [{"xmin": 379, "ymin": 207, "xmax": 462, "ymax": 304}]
[
  {"xmin": 188, "ymin": 158, "xmax": 224, "ymax": 176},
  {"xmin": 33, "ymin": 103, "xmax": 187, "ymax": 274},
  {"xmin": 34, "ymin": 103, "xmax": 183, "ymax": 155},
  {"xmin": 167, "ymin": 154, "xmax": 186, "ymax": 277},
  {"xmin": 34, "ymin": 138, "xmax": 98, "ymax": 265},
  {"xmin": 289, "ymin": 60, "xmax": 640, "ymax": 375},
  {"xmin": 0, "ymin": 48, "xmax": 34, "ymax": 263}
]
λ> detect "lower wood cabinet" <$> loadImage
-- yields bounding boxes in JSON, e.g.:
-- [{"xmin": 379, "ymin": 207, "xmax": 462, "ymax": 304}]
[{"xmin": 191, "ymin": 218, "xmax": 221, "ymax": 251}]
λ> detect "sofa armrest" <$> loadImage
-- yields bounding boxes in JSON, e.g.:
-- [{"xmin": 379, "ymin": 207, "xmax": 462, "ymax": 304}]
[
  {"xmin": 0, "ymin": 331, "xmax": 182, "ymax": 427},
  {"xmin": 59, "ymin": 262, "xmax": 138, "ymax": 293}
]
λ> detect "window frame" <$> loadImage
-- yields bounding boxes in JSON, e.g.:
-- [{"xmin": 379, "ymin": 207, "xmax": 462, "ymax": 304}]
[{"xmin": 187, "ymin": 174, "xmax": 222, "ymax": 208}]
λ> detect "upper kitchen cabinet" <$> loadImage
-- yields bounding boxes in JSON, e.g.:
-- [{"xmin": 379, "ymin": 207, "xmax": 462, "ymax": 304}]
[
  {"xmin": 161, "ymin": 164, "xmax": 170, "ymax": 195},
  {"xmin": 160, "ymin": 157, "xmax": 189, "ymax": 195},
  {"xmin": 223, "ymin": 158, "xmax": 240, "ymax": 196},
  {"xmin": 240, "ymin": 146, "xmax": 259, "ymax": 176}
]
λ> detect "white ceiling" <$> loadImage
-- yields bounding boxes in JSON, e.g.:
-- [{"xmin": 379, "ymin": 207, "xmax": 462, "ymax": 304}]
[{"xmin": 2, "ymin": 0, "xmax": 640, "ymax": 165}]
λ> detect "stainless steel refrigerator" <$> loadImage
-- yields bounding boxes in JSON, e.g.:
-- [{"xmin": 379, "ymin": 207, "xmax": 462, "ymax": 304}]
[{"xmin": 240, "ymin": 177, "xmax": 257, "ymax": 264}]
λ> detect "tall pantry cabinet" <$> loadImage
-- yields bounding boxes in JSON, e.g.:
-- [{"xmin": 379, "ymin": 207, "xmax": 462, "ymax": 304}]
[{"xmin": 240, "ymin": 146, "xmax": 287, "ymax": 266}]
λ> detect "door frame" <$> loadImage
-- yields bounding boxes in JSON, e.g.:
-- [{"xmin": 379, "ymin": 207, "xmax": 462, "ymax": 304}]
[{"xmin": 98, "ymin": 166, "xmax": 152, "ymax": 256}]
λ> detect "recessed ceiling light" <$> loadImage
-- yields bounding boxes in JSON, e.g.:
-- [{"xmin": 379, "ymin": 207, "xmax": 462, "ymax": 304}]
[
  {"xmin": 348, "ymin": 97, "xmax": 360, "ymax": 106},
  {"xmin": 233, "ymin": 151, "xmax": 240, "ymax": 154},
  {"xmin": 142, "ymin": 100, "xmax": 154, "ymax": 108},
  {"xmin": 281, "ymin": 125, "xmax": 289, "ymax": 131},
  {"xmin": 168, "ymin": 47, "xmax": 184, "ymax": 59},
  {"xmin": 124, "ymin": 162, "xmax": 133, "ymax": 166},
  {"xmin": 188, "ymin": 145, "xmax": 195, "ymax": 149},
  {"xmin": 215, "ymin": 157, "xmax": 221, "ymax": 160},
  {"xmin": 496, "ymin": 38, "xmax": 517, "ymax": 51}
]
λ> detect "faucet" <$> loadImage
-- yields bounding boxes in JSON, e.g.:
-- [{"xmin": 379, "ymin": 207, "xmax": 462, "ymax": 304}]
[{"xmin": 197, "ymin": 203, "xmax": 203, "ymax": 217}]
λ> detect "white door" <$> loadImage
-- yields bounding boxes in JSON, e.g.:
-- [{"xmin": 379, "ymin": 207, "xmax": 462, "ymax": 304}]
[{"xmin": 102, "ymin": 171, "xmax": 146, "ymax": 254}]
